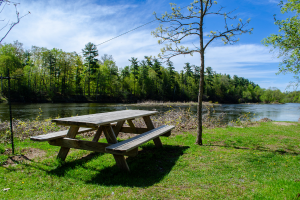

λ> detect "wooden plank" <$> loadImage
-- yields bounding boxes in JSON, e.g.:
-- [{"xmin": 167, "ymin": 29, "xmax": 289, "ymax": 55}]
[
  {"xmin": 92, "ymin": 126, "xmax": 103, "ymax": 142},
  {"xmin": 113, "ymin": 155, "xmax": 130, "ymax": 171},
  {"xmin": 52, "ymin": 110, "xmax": 157, "ymax": 127},
  {"xmin": 143, "ymin": 116, "xmax": 155, "ymax": 130},
  {"xmin": 162, "ymin": 131, "xmax": 171, "ymax": 137},
  {"xmin": 106, "ymin": 125, "xmax": 175, "ymax": 153},
  {"xmin": 127, "ymin": 119, "xmax": 137, "ymax": 133},
  {"xmin": 113, "ymin": 120, "xmax": 125, "ymax": 137},
  {"xmin": 103, "ymin": 125, "xmax": 130, "ymax": 172},
  {"xmin": 30, "ymin": 127, "xmax": 96, "ymax": 141},
  {"xmin": 57, "ymin": 126, "xmax": 79, "ymax": 161},
  {"xmin": 48, "ymin": 138, "xmax": 138, "ymax": 157},
  {"xmin": 143, "ymin": 116, "xmax": 163, "ymax": 148},
  {"xmin": 103, "ymin": 125, "xmax": 118, "ymax": 144},
  {"xmin": 119, "ymin": 127, "xmax": 171, "ymax": 136}
]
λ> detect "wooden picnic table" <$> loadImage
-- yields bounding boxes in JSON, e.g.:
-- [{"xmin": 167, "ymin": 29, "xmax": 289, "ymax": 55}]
[{"xmin": 31, "ymin": 110, "xmax": 174, "ymax": 172}]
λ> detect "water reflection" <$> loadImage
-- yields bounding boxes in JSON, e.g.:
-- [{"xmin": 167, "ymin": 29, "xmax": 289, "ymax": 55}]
[{"xmin": 0, "ymin": 102, "xmax": 299, "ymax": 122}]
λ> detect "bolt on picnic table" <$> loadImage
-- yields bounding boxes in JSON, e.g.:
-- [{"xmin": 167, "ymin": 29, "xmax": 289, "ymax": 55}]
[{"xmin": 30, "ymin": 110, "xmax": 175, "ymax": 172}]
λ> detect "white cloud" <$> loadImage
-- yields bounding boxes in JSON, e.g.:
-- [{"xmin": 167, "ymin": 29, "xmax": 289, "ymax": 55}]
[
  {"xmin": 0, "ymin": 0, "xmax": 291, "ymax": 91},
  {"xmin": 2, "ymin": 0, "xmax": 137, "ymax": 49}
]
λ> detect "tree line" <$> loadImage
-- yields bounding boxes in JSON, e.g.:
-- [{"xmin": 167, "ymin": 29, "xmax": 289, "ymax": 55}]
[{"xmin": 0, "ymin": 40, "xmax": 298, "ymax": 103}]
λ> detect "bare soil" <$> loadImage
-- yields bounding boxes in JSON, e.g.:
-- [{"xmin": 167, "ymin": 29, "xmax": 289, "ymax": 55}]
[
  {"xmin": 2, "ymin": 148, "xmax": 46, "ymax": 167},
  {"xmin": 272, "ymin": 122, "xmax": 297, "ymax": 126}
]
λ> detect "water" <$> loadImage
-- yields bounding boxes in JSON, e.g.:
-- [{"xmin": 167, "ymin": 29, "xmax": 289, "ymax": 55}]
[{"xmin": 0, "ymin": 102, "xmax": 299, "ymax": 122}]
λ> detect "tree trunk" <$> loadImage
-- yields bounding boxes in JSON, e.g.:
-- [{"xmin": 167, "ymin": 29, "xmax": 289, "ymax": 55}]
[
  {"xmin": 88, "ymin": 62, "xmax": 90, "ymax": 96},
  {"xmin": 196, "ymin": 1, "xmax": 204, "ymax": 145}
]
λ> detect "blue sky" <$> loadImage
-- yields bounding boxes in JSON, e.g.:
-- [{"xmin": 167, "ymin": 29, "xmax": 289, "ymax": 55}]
[{"xmin": 1, "ymin": 0, "xmax": 297, "ymax": 91}]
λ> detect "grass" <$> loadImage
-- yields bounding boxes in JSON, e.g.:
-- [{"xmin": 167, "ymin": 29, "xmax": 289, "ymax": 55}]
[{"xmin": 0, "ymin": 121, "xmax": 300, "ymax": 199}]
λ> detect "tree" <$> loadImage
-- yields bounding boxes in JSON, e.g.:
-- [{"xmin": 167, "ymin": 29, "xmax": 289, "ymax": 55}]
[
  {"xmin": 0, "ymin": 0, "xmax": 30, "ymax": 43},
  {"xmin": 152, "ymin": 58, "xmax": 162, "ymax": 97},
  {"xmin": 262, "ymin": 0, "xmax": 300, "ymax": 77},
  {"xmin": 82, "ymin": 42, "xmax": 98, "ymax": 96},
  {"xmin": 139, "ymin": 60, "xmax": 149, "ymax": 96},
  {"xmin": 103, "ymin": 59, "xmax": 118, "ymax": 95},
  {"xmin": 184, "ymin": 62, "xmax": 193, "ymax": 77},
  {"xmin": 129, "ymin": 57, "xmax": 139, "ymax": 96},
  {"xmin": 152, "ymin": 0, "xmax": 252, "ymax": 145},
  {"xmin": 167, "ymin": 60, "xmax": 175, "ymax": 86}
]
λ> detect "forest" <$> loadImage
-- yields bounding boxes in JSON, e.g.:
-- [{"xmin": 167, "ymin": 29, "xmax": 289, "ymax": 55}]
[{"xmin": 0, "ymin": 41, "xmax": 299, "ymax": 104}]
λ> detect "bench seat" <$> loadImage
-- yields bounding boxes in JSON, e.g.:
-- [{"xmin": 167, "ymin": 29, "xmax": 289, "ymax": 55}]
[
  {"xmin": 105, "ymin": 125, "xmax": 175, "ymax": 154},
  {"xmin": 30, "ymin": 127, "xmax": 96, "ymax": 141}
]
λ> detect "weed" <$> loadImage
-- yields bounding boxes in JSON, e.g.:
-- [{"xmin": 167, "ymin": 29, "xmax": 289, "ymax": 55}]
[
  {"xmin": 230, "ymin": 112, "xmax": 257, "ymax": 128},
  {"xmin": 0, "ymin": 108, "xmax": 66, "ymax": 143}
]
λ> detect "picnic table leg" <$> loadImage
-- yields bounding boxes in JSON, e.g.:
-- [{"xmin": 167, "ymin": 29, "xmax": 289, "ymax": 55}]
[
  {"xmin": 57, "ymin": 126, "xmax": 79, "ymax": 161},
  {"xmin": 143, "ymin": 116, "xmax": 163, "ymax": 148},
  {"xmin": 92, "ymin": 120, "xmax": 125, "ymax": 142},
  {"xmin": 103, "ymin": 125, "xmax": 130, "ymax": 172},
  {"xmin": 127, "ymin": 119, "xmax": 137, "ymax": 133},
  {"xmin": 113, "ymin": 120, "xmax": 125, "ymax": 137},
  {"xmin": 92, "ymin": 126, "xmax": 103, "ymax": 142}
]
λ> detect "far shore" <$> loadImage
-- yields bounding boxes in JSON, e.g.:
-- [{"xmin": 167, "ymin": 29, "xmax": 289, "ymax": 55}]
[{"xmin": 120, "ymin": 101, "xmax": 219, "ymax": 107}]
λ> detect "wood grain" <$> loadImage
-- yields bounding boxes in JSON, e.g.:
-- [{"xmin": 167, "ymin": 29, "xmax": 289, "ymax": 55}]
[
  {"xmin": 103, "ymin": 125, "xmax": 130, "ymax": 172},
  {"xmin": 57, "ymin": 126, "xmax": 79, "ymax": 161},
  {"xmin": 30, "ymin": 127, "xmax": 96, "ymax": 141},
  {"xmin": 118, "ymin": 127, "xmax": 171, "ymax": 136},
  {"xmin": 143, "ymin": 116, "xmax": 163, "ymax": 147},
  {"xmin": 48, "ymin": 138, "xmax": 138, "ymax": 157},
  {"xmin": 127, "ymin": 119, "xmax": 137, "ymax": 133},
  {"xmin": 92, "ymin": 126, "xmax": 103, "ymax": 142},
  {"xmin": 52, "ymin": 110, "xmax": 157, "ymax": 127},
  {"xmin": 106, "ymin": 125, "xmax": 175, "ymax": 153},
  {"xmin": 113, "ymin": 120, "xmax": 125, "ymax": 137}
]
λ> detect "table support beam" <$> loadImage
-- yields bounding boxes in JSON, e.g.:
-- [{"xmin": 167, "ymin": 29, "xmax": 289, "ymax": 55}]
[
  {"xmin": 57, "ymin": 126, "xmax": 79, "ymax": 161},
  {"xmin": 49, "ymin": 138, "xmax": 138, "ymax": 157},
  {"xmin": 92, "ymin": 126, "xmax": 103, "ymax": 142},
  {"xmin": 127, "ymin": 119, "xmax": 137, "ymax": 134},
  {"xmin": 143, "ymin": 116, "xmax": 163, "ymax": 148},
  {"xmin": 114, "ymin": 120, "xmax": 125, "ymax": 137},
  {"xmin": 103, "ymin": 125, "xmax": 130, "ymax": 172}
]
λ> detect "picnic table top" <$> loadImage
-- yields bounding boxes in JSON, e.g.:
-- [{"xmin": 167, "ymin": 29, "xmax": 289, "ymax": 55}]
[{"xmin": 52, "ymin": 110, "xmax": 158, "ymax": 127}]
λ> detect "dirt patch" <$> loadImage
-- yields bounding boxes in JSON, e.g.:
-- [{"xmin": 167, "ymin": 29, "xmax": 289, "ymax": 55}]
[
  {"xmin": 2, "ymin": 148, "xmax": 46, "ymax": 167},
  {"xmin": 272, "ymin": 122, "xmax": 297, "ymax": 126},
  {"xmin": 259, "ymin": 118, "xmax": 272, "ymax": 122},
  {"xmin": 21, "ymin": 148, "xmax": 46, "ymax": 160}
]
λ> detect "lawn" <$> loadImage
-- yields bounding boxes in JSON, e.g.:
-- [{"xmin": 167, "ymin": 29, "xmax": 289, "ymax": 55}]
[{"xmin": 0, "ymin": 122, "xmax": 300, "ymax": 199}]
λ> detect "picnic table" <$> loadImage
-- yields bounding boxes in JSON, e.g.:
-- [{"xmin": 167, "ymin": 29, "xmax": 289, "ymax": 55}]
[{"xmin": 30, "ymin": 110, "xmax": 174, "ymax": 172}]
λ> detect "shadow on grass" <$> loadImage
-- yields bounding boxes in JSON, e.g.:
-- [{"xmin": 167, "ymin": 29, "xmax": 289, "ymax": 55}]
[
  {"xmin": 86, "ymin": 144, "xmax": 189, "ymax": 187},
  {"xmin": 49, "ymin": 144, "xmax": 189, "ymax": 187},
  {"xmin": 48, "ymin": 152, "xmax": 104, "ymax": 177}
]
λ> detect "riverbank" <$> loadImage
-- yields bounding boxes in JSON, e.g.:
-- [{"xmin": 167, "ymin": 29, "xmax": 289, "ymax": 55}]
[
  {"xmin": 0, "ymin": 93, "xmax": 289, "ymax": 104},
  {"xmin": 0, "ymin": 122, "xmax": 299, "ymax": 199},
  {"xmin": 0, "ymin": 107, "xmax": 224, "ymax": 143},
  {"xmin": 122, "ymin": 100, "xmax": 219, "ymax": 107}
]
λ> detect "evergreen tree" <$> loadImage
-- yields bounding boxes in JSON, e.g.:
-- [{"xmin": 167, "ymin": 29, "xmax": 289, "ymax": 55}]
[
  {"xmin": 129, "ymin": 57, "xmax": 139, "ymax": 96},
  {"xmin": 82, "ymin": 42, "xmax": 99, "ymax": 96}
]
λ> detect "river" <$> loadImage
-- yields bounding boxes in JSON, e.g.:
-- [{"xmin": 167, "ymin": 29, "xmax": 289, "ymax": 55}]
[{"xmin": 0, "ymin": 102, "xmax": 299, "ymax": 122}]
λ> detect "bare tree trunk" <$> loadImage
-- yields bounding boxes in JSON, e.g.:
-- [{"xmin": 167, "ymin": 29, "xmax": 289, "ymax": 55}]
[
  {"xmin": 88, "ymin": 62, "xmax": 90, "ymax": 96},
  {"xmin": 196, "ymin": 1, "xmax": 204, "ymax": 145},
  {"xmin": 96, "ymin": 71, "xmax": 99, "ymax": 100}
]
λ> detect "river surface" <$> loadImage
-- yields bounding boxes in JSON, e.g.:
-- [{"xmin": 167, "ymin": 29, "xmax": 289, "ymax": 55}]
[{"xmin": 0, "ymin": 103, "xmax": 299, "ymax": 122}]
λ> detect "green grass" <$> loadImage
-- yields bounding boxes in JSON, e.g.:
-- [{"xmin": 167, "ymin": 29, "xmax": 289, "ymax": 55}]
[{"xmin": 1, "ymin": 122, "xmax": 300, "ymax": 199}]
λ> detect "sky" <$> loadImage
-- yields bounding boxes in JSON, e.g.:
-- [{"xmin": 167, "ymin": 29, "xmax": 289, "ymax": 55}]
[{"xmin": 0, "ymin": 0, "xmax": 297, "ymax": 91}]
